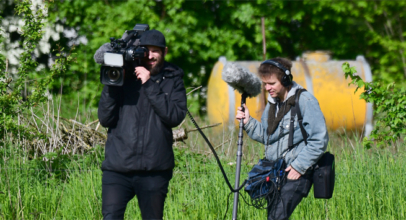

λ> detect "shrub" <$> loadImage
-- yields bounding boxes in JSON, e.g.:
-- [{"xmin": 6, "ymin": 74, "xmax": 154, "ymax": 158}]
[
  {"xmin": 342, "ymin": 62, "xmax": 406, "ymax": 148},
  {"xmin": 0, "ymin": 0, "xmax": 75, "ymax": 144}
]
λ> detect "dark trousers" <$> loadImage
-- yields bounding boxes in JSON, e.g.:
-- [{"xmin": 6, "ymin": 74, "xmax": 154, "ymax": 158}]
[
  {"xmin": 267, "ymin": 173, "xmax": 313, "ymax": 220},
  {"xmin": 102, "ymin": 170, "xmax": 173, "ymax": 220}
]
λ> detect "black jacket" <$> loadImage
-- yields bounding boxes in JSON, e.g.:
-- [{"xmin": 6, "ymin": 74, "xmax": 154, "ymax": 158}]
[{"xmin": 98, "ymin": 62, "xmax": 187, "ymax": 172}]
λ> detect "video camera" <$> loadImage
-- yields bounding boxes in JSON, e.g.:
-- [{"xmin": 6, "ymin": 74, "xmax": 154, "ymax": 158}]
[{"xmin": 100, "ymin": 24, "xmax": 150, "ymax": 86}]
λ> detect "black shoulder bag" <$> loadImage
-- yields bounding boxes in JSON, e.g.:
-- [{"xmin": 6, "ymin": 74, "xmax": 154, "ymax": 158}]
[{"xmin": 290, "ymin": 89, "xmax": 335, "ymax": 199}]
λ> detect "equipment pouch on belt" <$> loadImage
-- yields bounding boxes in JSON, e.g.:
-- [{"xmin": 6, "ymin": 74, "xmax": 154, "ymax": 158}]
[{"xmin": 245, "ymin": 158, "xmax": 286, "ymax": 200}]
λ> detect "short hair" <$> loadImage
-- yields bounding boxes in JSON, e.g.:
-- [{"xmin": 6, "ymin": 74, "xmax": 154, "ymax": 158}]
[{"xmin": 258, "ymin": 57, "xmax": 292, "ymax": 82}]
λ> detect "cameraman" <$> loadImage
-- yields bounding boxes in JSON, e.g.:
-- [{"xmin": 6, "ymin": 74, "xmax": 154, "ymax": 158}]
[
  {"xmin": 97, "ymin": 30, "xmax": 187, "ymax": 220},
  {"xmin": 236, "ymin": 58, "xmax": 328, "ymax": 220}
]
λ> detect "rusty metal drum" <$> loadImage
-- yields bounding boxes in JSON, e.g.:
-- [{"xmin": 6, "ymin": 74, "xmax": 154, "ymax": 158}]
[{"xmin": 206, "ymin": 51, "xmax": 373, "ymax": 135}]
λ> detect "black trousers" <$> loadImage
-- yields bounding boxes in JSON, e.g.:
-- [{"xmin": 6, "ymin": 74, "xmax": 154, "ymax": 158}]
[
  {"xmin": 102, "ymin": 170, "xmax": 173, "ymax": 220},
  {"xmin": 267, "ymin": 173, "xmax": 313, "ymax": 220}
]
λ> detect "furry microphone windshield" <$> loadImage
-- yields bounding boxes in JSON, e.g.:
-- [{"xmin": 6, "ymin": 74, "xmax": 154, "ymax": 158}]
[
  {"xmin": 222, "ymin": 62, "xmax": 262, "ymax": 97},
  {"xmin": 94, "ymin": 43, "xmax": 112, "ymax": 64}
]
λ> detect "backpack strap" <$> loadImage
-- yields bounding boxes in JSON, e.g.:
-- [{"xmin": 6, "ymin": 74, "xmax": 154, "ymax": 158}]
[{"xmin": 288, "ymin": 89, "xmax": 308, "ymax": 151}]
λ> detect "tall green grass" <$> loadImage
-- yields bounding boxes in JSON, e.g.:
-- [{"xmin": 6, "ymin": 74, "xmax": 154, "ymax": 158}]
[
  {"xmin": 1, "ymin": 95, "xmax": 405, "ymax": 219},
  {"xmin": 1, "ymin": 130, "xmax": 406, "ymax": 219}
]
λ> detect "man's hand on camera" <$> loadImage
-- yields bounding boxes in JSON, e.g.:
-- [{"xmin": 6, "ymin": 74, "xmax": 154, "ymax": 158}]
[{"xmin": 135, "ymin": 66, "xmax": 150, "ymax": 84}]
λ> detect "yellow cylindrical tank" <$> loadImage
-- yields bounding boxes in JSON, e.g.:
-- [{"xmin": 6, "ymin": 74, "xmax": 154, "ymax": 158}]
[{"xmin": 206, "ymin": 52, "xmax": 373, "ymax": 135}]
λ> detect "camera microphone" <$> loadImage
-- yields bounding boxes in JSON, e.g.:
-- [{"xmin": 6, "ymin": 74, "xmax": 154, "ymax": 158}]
[
  {"xmin": 94, "ymin": 43, "xmax": 112, "ymax": 64},
  {"xmin": 221, "ymin": 62, "xmax": 262, "ymax": 98}
]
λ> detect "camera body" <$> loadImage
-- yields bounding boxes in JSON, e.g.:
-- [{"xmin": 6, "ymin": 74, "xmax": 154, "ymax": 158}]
[{"xmin": 100, "ymin": 24, "xmax": 150, "ymax": 86}]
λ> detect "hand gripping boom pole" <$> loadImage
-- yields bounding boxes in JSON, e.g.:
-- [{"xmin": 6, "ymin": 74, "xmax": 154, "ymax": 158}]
[{"xmin": 232, "ymin": 92, "xmax": 248, "ymax": 220}]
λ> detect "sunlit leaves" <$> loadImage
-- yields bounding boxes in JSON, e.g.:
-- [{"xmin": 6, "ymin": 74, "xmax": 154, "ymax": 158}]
[
  {"xmin": 342, "ymin": 62, "xmax": 406, "ymax": 149},
  {"xmin": 4, "ymin": 0, "xmax": 406, "ymax": 115},
  {"xmin": 0, "ymin": 0, "xmax": 76, "ymax": 142}
]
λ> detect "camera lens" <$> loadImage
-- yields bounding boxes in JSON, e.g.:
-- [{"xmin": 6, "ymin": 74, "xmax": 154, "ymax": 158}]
[{"xmin": 107, "ymin": 69, "xmax": 121, "ymax": 82}]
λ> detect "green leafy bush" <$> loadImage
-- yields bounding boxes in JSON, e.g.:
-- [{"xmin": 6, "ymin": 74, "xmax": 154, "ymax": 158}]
[
  {"xmin": 0, "ymin": 0, "xmax": 76, "ymax": 143},
  {"xmin": 342, "ymin": 62, "xmax": 406, "ymax": 148}
]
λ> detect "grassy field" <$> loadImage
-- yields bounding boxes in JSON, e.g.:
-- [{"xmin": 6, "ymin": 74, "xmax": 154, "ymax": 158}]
[
  {"xmin": 1, "ymin": 128, "xmax": 406, "ymax": 219},
  {"xmin": 1, "ymin": 98, "xmax": 405, "ymax": 219}
]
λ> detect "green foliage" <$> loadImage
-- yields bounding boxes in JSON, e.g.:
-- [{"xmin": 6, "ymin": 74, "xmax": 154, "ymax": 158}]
[
  {"xmin": 0, "ymin": 0, "xmax": 46, "ymax": 140},
  {"xmin": 3, "ymin": 0, "xmax": 406, "ymax": 115},
  {"xmin": 0, "ymin": 16, "xmax": 4, "ymax": 69},
  {"xmin": 0, "ymin": 0, "xmax": 76, "ymax": 142},
  {"xmin": 43, "ymin": 1, "xmax": 406, "ymax": 111},
  {"xmin": 45, "ymin": 0, "xmax": 270, "ymax": 113},
  {"xmin": 343, "ymin": 62, "xmax": 406, "ymax": 148},
  {"xmin": 14, "ymin": 0, "xmax": 45, "ymax": 102},
  {"xmin": 315, "ymin": 0, "xmax": 406, "ymax": 85}
]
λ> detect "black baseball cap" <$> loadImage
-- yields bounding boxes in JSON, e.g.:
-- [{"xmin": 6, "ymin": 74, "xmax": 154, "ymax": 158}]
[{"xmin": 139, "ymin": 30, "xmax": 166, "ymax": 48}]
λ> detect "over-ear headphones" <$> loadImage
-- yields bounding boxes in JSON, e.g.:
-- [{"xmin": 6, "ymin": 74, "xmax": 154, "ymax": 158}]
[{"xmin": 261, "ymin": 60, "xmax": 292, "ymax": 87}]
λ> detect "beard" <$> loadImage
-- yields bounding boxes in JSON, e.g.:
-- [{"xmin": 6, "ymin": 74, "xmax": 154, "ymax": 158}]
[{"xmin": 145, "ymin": 55, "xmax": 165, "ymax": 76}]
